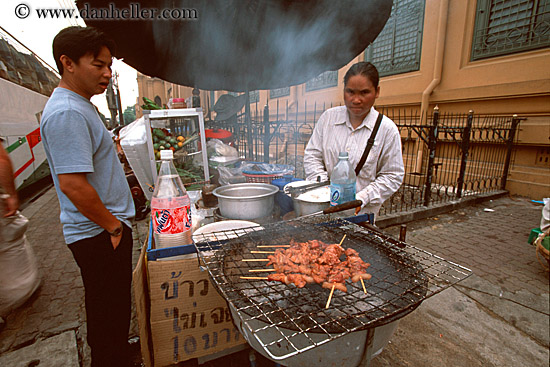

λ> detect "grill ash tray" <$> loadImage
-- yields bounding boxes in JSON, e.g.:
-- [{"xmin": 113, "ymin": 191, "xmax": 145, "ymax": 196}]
[{"xmin": 193, "ymin": 216, "xmax": 472, "ymax": 360}]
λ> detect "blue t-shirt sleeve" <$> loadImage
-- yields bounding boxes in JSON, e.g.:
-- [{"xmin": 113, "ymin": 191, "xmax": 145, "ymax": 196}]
[{"xmin": 43, "ymin": 110, "xmax": 94, "ymax": 175}]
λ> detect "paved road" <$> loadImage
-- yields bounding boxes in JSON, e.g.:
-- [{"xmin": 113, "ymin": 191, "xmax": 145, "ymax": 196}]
[{"xmin": 0, "ymin": 190, "xmax": 548, "ymax": 366}]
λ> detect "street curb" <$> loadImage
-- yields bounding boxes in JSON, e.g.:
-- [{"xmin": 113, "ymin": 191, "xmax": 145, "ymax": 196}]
[
  {"xmin": 20, "ymin": 186, "xmax": 57, "ymax": 220},
  {"xmin": 376, "ymin": 190, "xmax": 509, "ymax": 229}
]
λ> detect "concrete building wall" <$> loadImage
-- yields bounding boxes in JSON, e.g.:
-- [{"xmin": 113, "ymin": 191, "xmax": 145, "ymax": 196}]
[{"xmin": 135, "ymin": 74, "xmax": 201, "ymax": 117}]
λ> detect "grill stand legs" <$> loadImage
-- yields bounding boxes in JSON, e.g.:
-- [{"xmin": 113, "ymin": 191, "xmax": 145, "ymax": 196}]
[{"xmin": 357, "ymin": 328, "xmax": 375, "ymax": 367}]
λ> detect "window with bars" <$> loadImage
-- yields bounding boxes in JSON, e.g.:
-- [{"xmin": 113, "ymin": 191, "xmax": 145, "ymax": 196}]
[
  {"xmin": 229, "ymin": 90, "xmax": 259, "ymax": 103},
  {"xmin": 305, "ymin": 70, "xmax": 338, "ymax": 92},
  {"xmin": 270, "ymin": 86, "xmax": 290, "ymax": 99},
  {"xmin": 365, "ymin": 0, "xmax": 425, "ymax": 77},
  {"xmin": 472, "ymin": 0, "xmax": 550, "ymax": 60}
]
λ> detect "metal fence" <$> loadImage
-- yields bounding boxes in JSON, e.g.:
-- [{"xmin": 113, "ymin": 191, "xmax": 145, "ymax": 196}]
[
  {"xmin": 209, "ymin": 100, "xmax": 520, "ymax": 216},
  {"xmin": 376, "ymin": 108, "xmax": 520, "ymax": 216}
]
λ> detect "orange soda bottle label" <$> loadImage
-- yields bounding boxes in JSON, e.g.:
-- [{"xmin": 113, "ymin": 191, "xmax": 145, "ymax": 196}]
[{"xmin": 151, "ymin": 206, "xmax": 191, "ymax": 235}]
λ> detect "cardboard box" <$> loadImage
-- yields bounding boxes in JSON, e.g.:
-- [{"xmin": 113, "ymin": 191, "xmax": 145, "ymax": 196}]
[{"xmin": 133, "ymin": 246, "xmax": 246, "ymax": 366}]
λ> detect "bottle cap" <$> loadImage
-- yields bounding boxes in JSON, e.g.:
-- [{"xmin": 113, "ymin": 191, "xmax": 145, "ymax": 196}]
[
  {"xmin": 338, "ymin": 151, "xmax": 349, "ymax": 159},
  {"xmin": 160, "ymin": 149, "xmax": 173, "ymax": 160}
]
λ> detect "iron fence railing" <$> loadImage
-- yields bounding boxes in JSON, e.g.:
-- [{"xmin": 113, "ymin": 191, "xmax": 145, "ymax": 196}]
[{"xmin": 208, "ymin": 100, "xmax": 521, "ymax": 216}]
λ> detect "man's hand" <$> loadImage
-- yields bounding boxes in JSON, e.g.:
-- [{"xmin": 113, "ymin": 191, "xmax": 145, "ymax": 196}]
[
  {"xmin": 108, "ymin": 222, "xmax": 124, "ymax": 250},
  {"xmin": 110, "ymin": 233, "xmax": 122, "ymax": 250},
  {"xmin": 58, "ymin": 173, "xmax": 123, "ymax": 245}
]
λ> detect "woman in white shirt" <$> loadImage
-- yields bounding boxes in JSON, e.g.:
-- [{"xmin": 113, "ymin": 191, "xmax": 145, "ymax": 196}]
[{"xmin": 304, "ymin": 62, "xmax": 404, "ymax": 218}]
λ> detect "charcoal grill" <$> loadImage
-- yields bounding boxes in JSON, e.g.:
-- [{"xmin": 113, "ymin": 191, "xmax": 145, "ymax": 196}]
[{"xmin": 193, "ymin": 215, "xmax": 472, "ymax": 365}]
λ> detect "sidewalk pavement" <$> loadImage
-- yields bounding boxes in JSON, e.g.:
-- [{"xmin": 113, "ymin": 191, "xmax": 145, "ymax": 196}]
[
  {"xmin": 373, "ymin": 196, "xmax": 549, "ymax": 366},
  {"xmin": 0, "ymin": 188, "xmax": 148, "ymax": 367},
  {"xmin": 0, "ymin": 189, "xmax": 548, "ymax": 366}
]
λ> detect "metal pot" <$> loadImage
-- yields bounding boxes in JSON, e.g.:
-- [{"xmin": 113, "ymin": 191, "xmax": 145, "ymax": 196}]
[
  {"xmin": 213, "ymin": 183, "xmax": 278, "ymax": 220},
  {"xmin": 284, "ymin": 181, "xmax": 330, "ymax": 216}
]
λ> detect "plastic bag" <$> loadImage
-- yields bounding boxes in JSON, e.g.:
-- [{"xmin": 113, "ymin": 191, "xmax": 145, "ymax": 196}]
[
  {"xmin": 119, "ymin": 116, "xmax": 146, "ymax": 144},
  {"xmin": 187, "ymin": 190, "xmax": 205, "ymax": 232},
  {"xmin": 0, "ymin": 212, "xmax": 40, "ymax": 317},
  {"xmin": 207, "ymin": 138, "xmax": 238, "ymax": 158},
  {"xmin": 240, "ymin": 162, "xmax": 294, "ymax": 176},
  {"xmin": 217, "ymin": 165, "xmax": 247, "ymax": 185},
  {"xmin": 541, "ymin": 198, "xmax": 549, "ymax": 232},
  {"xmin": 119, "ymin": 117, "xmax": 155, "ymax": 200},
  {"xmin": 217, "ymin": 162, "xmax": 295, "ymax": 186}
]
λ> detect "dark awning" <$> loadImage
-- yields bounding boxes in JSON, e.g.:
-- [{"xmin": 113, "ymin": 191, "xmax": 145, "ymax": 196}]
[{"xmin": 79, "ymin": 0, "xmax": 392, "ymax": 91}]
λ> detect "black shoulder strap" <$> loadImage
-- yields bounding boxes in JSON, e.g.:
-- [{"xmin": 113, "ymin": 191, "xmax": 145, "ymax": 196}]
[{"xmin": 355, "ymin": 112, "xmax": 383, "ymax": 176}]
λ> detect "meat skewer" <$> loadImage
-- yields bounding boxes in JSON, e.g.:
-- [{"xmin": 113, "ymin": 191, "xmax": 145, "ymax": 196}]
[
  {"xmin": 324, "ymin": 235, "xmax": 350, "ymax": 299},
  {"xmin": 242, "ymin": 259, "xmax": 271, "ymax": 262},
  {"xmin": 249, "ymin": 268, "xmax": 275, "ymax": 272},
  {"xmin": 361, "ymin": 278, "xmax": 367, "ymax": 294},
  {"xmin": 257, "ymin": 245, "xmax": 290, "ymax": 248},
  {"xmin": 255, "ymin": 236, "xmax": 371, "ymax": 298},
  {"xmin": 325, "ymin": 283, "xmax": 336, "ymax": 309},
  {"xmin": 339, "ymin": 235, "xmax": 347, "ymax": 246}
]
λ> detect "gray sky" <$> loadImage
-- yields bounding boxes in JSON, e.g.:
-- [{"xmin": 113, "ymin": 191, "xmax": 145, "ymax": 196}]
[{"xmin": 1, "ymin": 0, "xmax": 139, "ymax": 116}]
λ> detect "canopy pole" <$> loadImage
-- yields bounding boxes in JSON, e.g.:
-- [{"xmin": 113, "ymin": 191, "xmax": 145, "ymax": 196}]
[{"xmin": 245, "ymin": 90, "xmax": 253, "ymax": 159}]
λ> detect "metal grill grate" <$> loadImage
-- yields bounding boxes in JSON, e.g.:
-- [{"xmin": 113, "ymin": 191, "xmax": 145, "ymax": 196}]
[{"xmin": 194, "ymin": 216, "xmax": 471, "ymax": 360}]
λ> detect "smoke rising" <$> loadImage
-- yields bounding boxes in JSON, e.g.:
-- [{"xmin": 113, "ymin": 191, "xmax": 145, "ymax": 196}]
[{"xmin": 82, "ymin": 0, "xmax": 392, "ymax": 92}]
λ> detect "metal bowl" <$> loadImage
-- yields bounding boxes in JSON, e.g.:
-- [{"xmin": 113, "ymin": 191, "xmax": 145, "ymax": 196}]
[
  {"xmin": 213, "ymin": 183, "xmax": 278, "ymax": 220},
  {"xmin": 284, "ymin": 181, "xmax": 330, "ymax": 216}
]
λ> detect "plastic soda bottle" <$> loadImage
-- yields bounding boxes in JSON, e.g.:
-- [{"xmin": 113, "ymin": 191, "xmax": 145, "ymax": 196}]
[
  {"xmin": 330, "ymin": 152, "xmax": 357, "ymax": 206},
  {"xmin": 151, "ymin": 150, "xmax": 192, "ymax": 249}
]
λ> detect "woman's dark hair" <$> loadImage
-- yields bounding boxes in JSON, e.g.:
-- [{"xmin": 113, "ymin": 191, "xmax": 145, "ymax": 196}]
[
  {"xmin": 53, "ymin": 26, "xmax": 116, "ymax": 75},
  {"xmin": 343, "ymin": 62, "xmax": 379, "ymax": 88}
]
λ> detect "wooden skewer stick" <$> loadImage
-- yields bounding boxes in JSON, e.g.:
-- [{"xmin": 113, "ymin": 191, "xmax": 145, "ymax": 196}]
[
  {"xmin": 249, "ymin": 268, "xmax": 275, "ymax": 272},
  {"xmin": 360, "ymin": 278, "xmax": 367, "ymax": 294},
  {"xmin": 250, "ymin": 250, "xmax": 276, "ymax": 254},
  {"xmin": 321, "ymin": 236, "xmax": 347, "ymax": 309},
  {"xmin": 240, "ymin": 276, "xmax": 269, "ymax": 280},
  {"xmin": 338, "ymin": 234, "xmax": 347, "ymax": 246},
  {"xmin": 257, "ymin": 245, "xmax": 290, "ymax": 248},
  {"xmin": 325, "ymin": 284, "xmax": 336, "ymax": 309},
  {"xmin": 242, "ymin": 259, "xmax": 270, "ymax": 262}
]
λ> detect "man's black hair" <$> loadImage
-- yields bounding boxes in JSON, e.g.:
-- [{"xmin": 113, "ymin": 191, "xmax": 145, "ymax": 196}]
[
  {"xmin": 343, "ymin": 62, "xmax": 379, "ymax": 88},
  {"xmin": 53, "ymin": 26, "xmax": 116, "ymax": 75}
]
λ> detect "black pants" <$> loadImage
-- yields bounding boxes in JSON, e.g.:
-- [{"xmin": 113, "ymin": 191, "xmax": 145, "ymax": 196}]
[{"xmin": 69, "ymin": 224, "xmax": 133, "ymax": 367}]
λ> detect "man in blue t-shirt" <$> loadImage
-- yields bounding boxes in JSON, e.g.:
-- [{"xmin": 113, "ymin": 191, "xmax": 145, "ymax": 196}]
[{"xmin": 40, "ymin": 26, "xmax": 135, "ymax": 367}]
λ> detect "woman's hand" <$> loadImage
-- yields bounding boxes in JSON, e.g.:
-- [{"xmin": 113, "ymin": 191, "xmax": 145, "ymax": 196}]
[{"xmin": 3, "ymin": 194, "xmax": 19, "ymax": 217}]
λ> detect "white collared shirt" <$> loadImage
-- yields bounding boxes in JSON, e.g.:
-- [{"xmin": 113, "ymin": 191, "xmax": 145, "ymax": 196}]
[{"xmin": 304, "ymin": 106, "xmax": 404, "ymax": 216}]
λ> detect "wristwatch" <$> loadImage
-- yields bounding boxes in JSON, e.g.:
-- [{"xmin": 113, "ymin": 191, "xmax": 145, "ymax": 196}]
[{"xmin": 108, "ymin": 223, "xmax": 123, "ymax": 237}]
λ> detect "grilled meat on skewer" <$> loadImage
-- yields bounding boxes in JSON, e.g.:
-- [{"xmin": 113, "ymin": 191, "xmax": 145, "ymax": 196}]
[
  {"xmin": 265, "ymin": 240, "xmax": 371, "ymax": 291},
  {"xmin": 267, "ymin": 272, "xmax": 310, "ymax": 288},
  {"xmin": 322, "ymin": 281, "xmax": 347, "ymax": 292}
]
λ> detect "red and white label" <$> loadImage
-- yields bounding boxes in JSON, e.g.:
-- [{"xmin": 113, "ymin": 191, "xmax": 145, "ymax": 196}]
[{"xmin": 151, "ymin": 205, "xmax": 191, "ymax": 235}]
